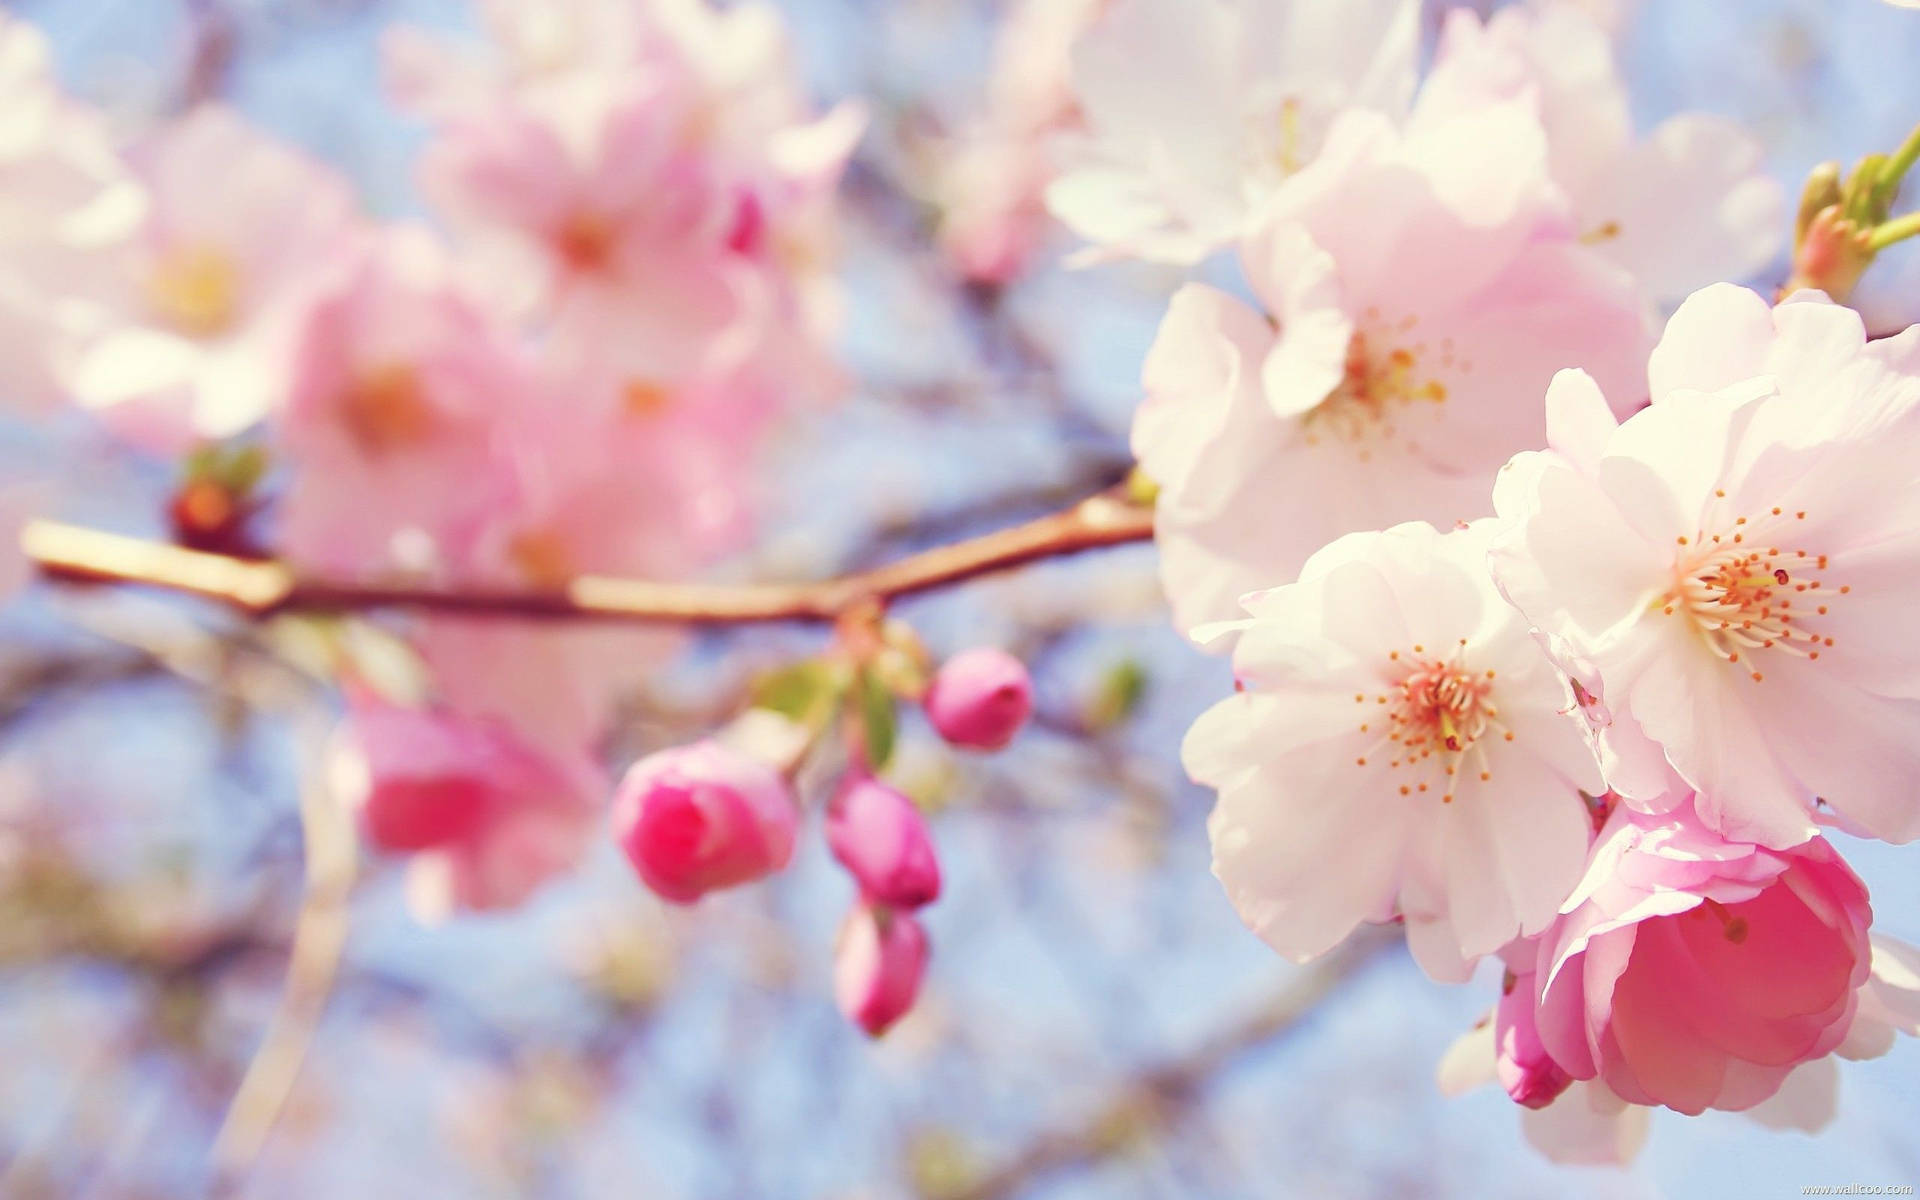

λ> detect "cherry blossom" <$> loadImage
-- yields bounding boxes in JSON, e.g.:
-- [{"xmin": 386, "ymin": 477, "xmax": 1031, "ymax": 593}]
[
  {"xmin": 1532, "ymin": 794, "xmax": 1871, "ymax": 1115},
  {"xmin": 0, "ymin": 11, "xmax": 145, "ymax": 415},
  {"xmin": 1188, "ymin": 521, "xmax": 1600, "ymax": 982},
  {"xmin": 336, "ymin": 696, "xmax": 607, "ymax": 917},
  {"xmin": 1135, "ymin": 100, "xmax": 1650, "ymax": 632},
  {"xmin": 935, "ymin": 0, "xmax": 1104, "ymax": 283},
  {"xmin": 275, "ymin": 228, "xmax": 524, "ymax": 579},
  {"xmin": 1489, "ymin": 285, "xmax": 1920, "ymax": 847},
  {"xmin": 1047, "ymin": 0, "xmax": 1420, "ymax": 263},
  {"xmin": 59, "ymin": 105, "xmax": 359, "ymax": 447},
  {"xmin": 1418, "ymin": 3, "xmax": 1783, "ymax": 307}
]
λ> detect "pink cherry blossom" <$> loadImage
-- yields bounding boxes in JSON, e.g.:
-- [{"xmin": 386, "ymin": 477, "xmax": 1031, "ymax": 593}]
[
  {"xmin": 1530, "ymin": 794, "xmax": 1870, "ymax": 1115},
  {"xmin": 275, "ymin": 227, "xmax": 523, "ymax": 579},
  {"xmin": 1187, "ymin": 521, "xmax": 1601, "ymax": 982},
  {"xmin": 834, "ymin": 902, "xmax": 930, "ymax": 1037},
  {"xmin": 827, "ymin": 776, "xmax": 941, "ymax": 910},
  {"xmin": 337, "ymin": 697, "xmax": 606, "ymax": 916},
  {"xmin": 936, "ymin": 0, "xmax": 1104, "ymax": 283},
  {"xmin": 923, "ymin": 647, "xmax": 1033, "ymax": 752},
  {"xmin": 1135, "ymin": 100, "xmax": 1650, "ymax": 632},
  {"xmin": 1418, "ymin": 5, "xmax": 1783, "ymax": 307},
  {"xmin": 1489, "ymin": 285, "xmax": 1920, "ymax": 847},
  {"xmin": 1048, "ymin": 0, "xmax": 1420, "ymax": 263},
  {"xmin": 59, "ymin": 105, "xmax": 359, "ymax": 448},
  {"xmin": 611, "ymin": 739, "xmax": 797, "ymax": 904}
]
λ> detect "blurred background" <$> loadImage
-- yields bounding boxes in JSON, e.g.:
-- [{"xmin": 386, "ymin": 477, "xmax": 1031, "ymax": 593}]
[{"xmin": 2, "ymin": 0, "xmax": 1919, "ymax": 1197}]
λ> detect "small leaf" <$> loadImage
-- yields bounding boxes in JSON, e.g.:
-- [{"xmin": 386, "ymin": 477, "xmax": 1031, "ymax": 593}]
[
  {"xmin": 1087, "ymin": 659, "xmax": 1149, "ymax": 731},
  {"xmin": 857, "ymin": 666, "xmax": 898, "ymax": 771},
  {"xmin": 751, "ymin": 659, "xmax": 840, "ymax": 723}
]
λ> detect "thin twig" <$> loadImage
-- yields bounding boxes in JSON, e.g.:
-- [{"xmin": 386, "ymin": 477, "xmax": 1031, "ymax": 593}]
[
  {"xmin": 23, "ymin": 488, "xmax": 1156, "ymax": 625},
  {"xmin": 942, "ymin": 931, "xmax": 1399, "ymax": 1200},
  {"xmin": 209, "ymin": 711, "xmax": 356, "ymax": 1190}
]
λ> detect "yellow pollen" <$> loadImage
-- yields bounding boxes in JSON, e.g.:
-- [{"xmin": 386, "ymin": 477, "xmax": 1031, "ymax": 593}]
[
  {"xmin": 147, "ymin": 245, "xmax": 241, "ymax": 338},
  {"xmin": 1668, "ymin": 524, "xmax": 1844, "ymax": 672}
]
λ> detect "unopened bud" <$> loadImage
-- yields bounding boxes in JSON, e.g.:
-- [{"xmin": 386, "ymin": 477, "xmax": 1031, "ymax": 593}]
[
  {"xmin": 834, "ymin": 902, "xmax": 929, "ymax": 1037},
  {"xmin": 828, "ymin": 776, "xmax": 941, "ymax": 909},
  {"xmin": 923, "ymin": 647, "xmax": 1033, "ymax": 751},
  {"xmin": 611, "ymin": 740, "xmax": 797, "ymax": 904}
]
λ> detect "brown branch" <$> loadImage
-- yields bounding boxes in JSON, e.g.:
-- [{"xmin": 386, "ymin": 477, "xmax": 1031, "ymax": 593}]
[{"xmin": 23, "ymin": 488, "xmax": 1156, "ymax": 626}]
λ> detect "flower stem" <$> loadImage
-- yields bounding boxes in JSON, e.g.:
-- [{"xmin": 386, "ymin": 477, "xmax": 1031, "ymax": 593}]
[{"xmin": 1869, "ymin": 210, "xmax": 1920, "ymax": 252}]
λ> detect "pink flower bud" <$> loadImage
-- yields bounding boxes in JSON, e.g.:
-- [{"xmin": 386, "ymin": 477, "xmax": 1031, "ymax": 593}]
[
  {"xmin": 1495, "ymin": 970, "xmax": 1572, "ymax": 1110},
  {"xmin": 611, "ymin": 740, "xmax": 797, "ymax": 904},
  {"xmin": 923, "ymin": 647, "xmax": 1032, "ymax": 751},
  {"xmin": 827, "ymin": 777, "xmax": 941, "ymax": 909},
  {"xmin": 834, "ymin": 903, "xmax": 929, "ymax": 1037}
]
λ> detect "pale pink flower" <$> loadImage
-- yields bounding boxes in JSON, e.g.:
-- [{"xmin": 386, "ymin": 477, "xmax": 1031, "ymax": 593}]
[
  {"xmin": 1489, "ymin": 286, "xmax": 1920, "ymax": 847},
  {"xmin": 612, "ymin": 739, "xmax": 797, "ymax": 904},
  {"xmin": 936, "ymin": 0, "xmax": 1104, "ymax": 283},
  {"xmin": 337, "ymin": 697, "xmax": 606, "ymax": 916},
  {"xmin": 0, "ymin": 12, "xmax": 146, "ymax": 415},
  {"xmin": 827, "ymin": 776, "xmax": 941, "ymax": 910},
  {"xmin": 1048, "ymin": 0, "xmax": 1420, "ymax": 263},
  {"xmin": 834, "ymin": 902, "xmax": 930, "ymax": 1037},
  {"xmin": 1418, "ymin": 5, "xmax": 1783, "ymax": 307},
  {"xmin": 1188, "ymin": 521, "xmax": 1601, "ymax": 982},
  {"xmin": 923, "ymin": 647, "xmax": 1033, "ymax": 752},
  {"xmin": 58, "ymin": 105, "xmax": 359, "ymax": 447},
  {"xmin": 1531, "ymin": 795, "xmax": 1870, "ymax": 1115},
  {"xmin": 1135, "ymin": 102, "xmax": 1650, "ymax": 632},
  {"xmin": 275, "ymin": 228, "xmax": 522, "ymax": 578}
]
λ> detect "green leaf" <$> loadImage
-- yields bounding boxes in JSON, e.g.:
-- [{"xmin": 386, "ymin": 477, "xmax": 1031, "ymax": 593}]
[
  {"xmin": 1087, "ymin": 659, "xmax": 1149, "ymax": 731},
  {"xmin": 856, "ymin": 666, "xmax": 897, "ymax": 771},
  {"xmin": 751, "ymin": 659, "xmax": 840, "ymax": 724}
]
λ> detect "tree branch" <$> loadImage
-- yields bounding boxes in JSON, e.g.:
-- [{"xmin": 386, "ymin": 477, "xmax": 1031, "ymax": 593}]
[{"xmin": 22, "ymin": 488, "xmax": 1156, "ymax": 625}]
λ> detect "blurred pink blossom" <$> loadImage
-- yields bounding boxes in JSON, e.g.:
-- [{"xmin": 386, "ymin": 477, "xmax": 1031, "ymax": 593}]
[
  {"xmin": 339, "ymin": 697, "xmax": 606, "ymax": 916},
  {"xmin": 59, "ymin": 105, "xmax": 360, "ymax": 448}
]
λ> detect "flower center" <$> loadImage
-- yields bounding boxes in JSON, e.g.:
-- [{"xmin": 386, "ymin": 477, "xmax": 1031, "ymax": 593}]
[
  {"xmin": 1302, "ymin": 316, "xmax": 1454, "ymax": 460},
  {"xmin": 1350, "ymin": 641, "xmax": 1507, "ymax": 803},
  {"xmin": 1663, "ymin": 511, "xmax": 1844, "ymax": 682},
  {"xmin": 554, "ymin": 211, "xmax": 619, "ymax": 273},
  {"xmin": 340, "ymin": 364, "xmax": 436, "ymax": 455},
  {"xmin": 147, "ymin": 245, "xmax": 240, "ymax": 338}
]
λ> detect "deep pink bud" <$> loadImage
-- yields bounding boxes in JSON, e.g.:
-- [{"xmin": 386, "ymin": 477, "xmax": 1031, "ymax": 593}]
[
  {"xmin": 611, "ymin": 740, "xmax": 797, "ymax": 904},
  {"xmin": 834, "ymin": 903, "xmax": 929, "ymax": 1037},
  {"xmin": 923, "ymin": 647, "xmax": 1032, "ymax": 751},
  {"xmin": 827, "ymin": 777, "xmax": 941, "ymax": 909},
  {"xmin": 1495, "ymin": 970, "xmax": 1572, "ymax": 1110}
]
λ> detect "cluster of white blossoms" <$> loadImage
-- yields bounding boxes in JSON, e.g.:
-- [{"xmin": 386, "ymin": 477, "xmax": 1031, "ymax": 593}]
[{"xmin": 1076, "ymin": 0, "xmax": 1920, "ymax": 1165}]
